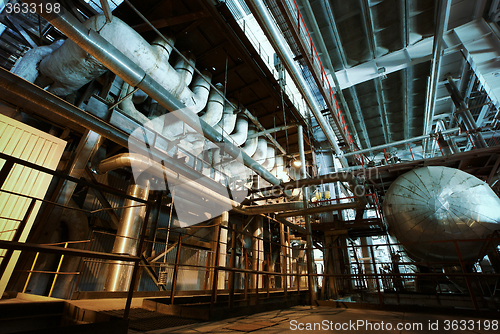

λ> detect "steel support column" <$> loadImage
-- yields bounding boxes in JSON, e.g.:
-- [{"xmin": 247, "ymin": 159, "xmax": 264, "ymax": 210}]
[{"xmin": 298, "ymin": 125, "xmax": 316, "ymax": 302}]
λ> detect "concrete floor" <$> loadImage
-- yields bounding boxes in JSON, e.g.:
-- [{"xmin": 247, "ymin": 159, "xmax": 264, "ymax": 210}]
[{"xmin": 128, "ymin": 305, "xmax": 499, "ymax": 334}]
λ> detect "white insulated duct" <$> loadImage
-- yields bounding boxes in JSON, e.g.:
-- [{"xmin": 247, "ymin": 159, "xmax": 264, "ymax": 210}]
[
  {"xmin": 10, "ymin": 39, "xmax": 64, "ymax": 83},
  {"xmin": 262, "ymin": 141, "xmax": 276, "ymax": 171},
  {"xmin": 242, "ymin": 124, "xmax": 258, "ymax": 156},
  {"xmin": 215, "ymin": 98, "xmax": 239, "ymax": 135},
  {"xmin": 37, "ymin": 15, "xmax": 211, "ymax": 111},
  {"xmin": 252, "ymin": 137, "xmax": 268, "ymax": 165},
  {"xmin": 229, "ymin": 114, "xmax": 249, "ymax": 146},
  {"xmin": 201, "ymin": 83, "xmax": 225, "ymax": 126}
]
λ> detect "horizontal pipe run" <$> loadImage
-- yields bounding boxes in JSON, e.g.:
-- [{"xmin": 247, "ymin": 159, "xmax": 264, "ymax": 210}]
[
  {"xmin": 246, "ymin": 124, "xmax": 297, "ymax": 139},
  {"xmin": 343, "ymin": 127, "xmax": 460, "ymax": 157},
  {"xmin": 98, "ymin": 153, "xmax": 241, "ymax": 209},
  {"xmin": 32, "ymin": 1, "xmax": 282, "ymax": 187},
  {"xmin": 276, "ymin": 202, "xmax": 361, "ymax": 219},
  {"xmin": 253, "ymin": 171, "xmax": 354, "ymax": 193},
  {"xmin": 238, "ymin": 201, "xmax": 304, "ymax": 215}
]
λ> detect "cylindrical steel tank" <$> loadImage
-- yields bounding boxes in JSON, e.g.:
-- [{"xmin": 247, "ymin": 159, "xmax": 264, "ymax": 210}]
[{"xmin": 383, "ymin": 166, "xmax": 500, "ymax": 263}]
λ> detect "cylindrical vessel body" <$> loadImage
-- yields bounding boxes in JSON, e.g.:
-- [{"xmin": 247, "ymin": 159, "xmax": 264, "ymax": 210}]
[{"xmin": 383, "ymin": 166, "xmax": 500, "ymax": 263}]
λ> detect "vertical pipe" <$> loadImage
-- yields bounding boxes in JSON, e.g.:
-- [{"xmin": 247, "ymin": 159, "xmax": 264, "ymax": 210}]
[
  {"xmin": 251, "ymin": 216, "xmax": 263, "ymax": 289},
  {"xmin": 104, "ymin": 181, "xmax": 150, "ymax": 292},
  {"xmin": 211, "ymin": 225, "xmax": 222, "ymax": 307},
  {"xmin": 228, "ymin": 223, "xmax": 237, "ymax": 308},
  {"xmin": 369, "ymin": 243, "xmax": 383, "ymax": 305},
  {"xmin": 280, "ymin": 222, "xmax": 287, "ymax": 296},
  {"xmin": 218, "ymin": 212, "xmax": 229, "ymax": 290},
  {"xmin": 287, "ymin": 226, "xmax": 292, "ymax": 291},
  {"xmin": 360, "ymin": 237, "xmax": 374, "ymax": 291},
  {"xmin": 445, "ymin": 74, "xmax": 487, "ymax": 149},
  {"xmin": 298, "ymin": 125, "xmax": 317, "ymax": 303},
  {"xmin": 124, "ymin": 202, "xmax": 151, "ymax": 320}
]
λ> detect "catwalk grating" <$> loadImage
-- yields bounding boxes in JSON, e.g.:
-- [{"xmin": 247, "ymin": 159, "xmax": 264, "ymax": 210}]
[{"xmin": 100, "ymin": 308, "xmax": 203, "ymax": 331}]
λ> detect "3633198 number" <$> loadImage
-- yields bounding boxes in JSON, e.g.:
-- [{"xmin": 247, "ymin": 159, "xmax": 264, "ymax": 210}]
[
  {"xmin": 443, "ymin": 319, "xmax": 498, "ymax": 331},
  {"xmin": 5, "ymin": 2, "xmax": 61, "ymax": 14}
]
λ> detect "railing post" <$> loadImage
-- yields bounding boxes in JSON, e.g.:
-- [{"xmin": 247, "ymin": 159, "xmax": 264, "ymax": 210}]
[
  {"xmin": 22, "ymin": 252, "xmax": 40, "ymax": 293},
  {"xmin": 48, "ymin": 242, "xmax": 68, "ymax": 297},
  {"xmin": 454, "ymin": 240, "xmax": 479, "ymax": 310},
  {"xmin": 170, "ymin": 233, "xmax": 182, "ymax": 304}
]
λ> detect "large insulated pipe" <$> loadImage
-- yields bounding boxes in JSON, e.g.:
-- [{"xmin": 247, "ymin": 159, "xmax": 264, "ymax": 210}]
[
  {"xmin": 247, "ymin": 0, "xmax": 347, "ymax": 167},
  {"xmin": 104, "ymin": 180, "xmax": 150, "ymax": 291},
  {"xmin": 97, "ymin": 153, "xmax": 241, "ymax": 209},
  {"xmin": 252, "ymin": 137, "xmax": 268, "ymax": 165},
  {"xmin": 32, "ymin": 4, "xmax": 282, "ymax": 187},
  {"xmin": 11, "ymin": 39, "xmax": 64, "ymax": 83},
  {"xmin": 445, "ymin": 74, "xmax": 487, "ymax": 149}
]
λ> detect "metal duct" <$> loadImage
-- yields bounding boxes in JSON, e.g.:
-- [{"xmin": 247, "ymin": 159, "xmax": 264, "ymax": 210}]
[
  {"xmin": 104, "ymin": 181, "xmax": 150, "ymax": 291},
  {"xmin": 30, "ymin": 5, "xmax": 282, "ymax": 186},
  {"xmin": 383, "ymin": 166, "xmax": 500, "ymax": 263}
]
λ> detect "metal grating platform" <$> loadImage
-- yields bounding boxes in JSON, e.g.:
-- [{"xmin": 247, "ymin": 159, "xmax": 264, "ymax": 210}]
[{"xmin": 100, "ymin": 308, "xmax": 202, "ymax": 332}]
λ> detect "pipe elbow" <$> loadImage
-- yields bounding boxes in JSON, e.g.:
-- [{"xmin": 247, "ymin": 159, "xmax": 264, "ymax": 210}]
[
  {"xmin": 262, "ymin": 142, "xmax": 276, "ymax": 171},
  {"xmin": 229, "ymin": 115, "xmax": 249, "ymax": 146},
  {"xmin": 242, "ymin": 124, "xmax": 258, "ymax": 156},
  {"xmin": 201, "ymin": 83, "xmax": 225, "ymax": 126},
  {"xmin": 252, "ymin": 137, "xmax": 268, "ymax": 164}
]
